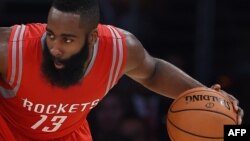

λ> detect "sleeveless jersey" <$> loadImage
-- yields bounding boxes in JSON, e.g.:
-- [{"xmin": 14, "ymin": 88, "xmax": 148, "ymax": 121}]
[{"xmin": 0, "ymin": 23, "xmax": 127, "ymax": 140}]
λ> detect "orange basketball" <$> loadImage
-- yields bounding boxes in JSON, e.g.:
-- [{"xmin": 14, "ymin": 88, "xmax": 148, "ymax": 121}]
[{"xmin": 166, "ymin": 87, "xmax": 237, "ymax": 141}]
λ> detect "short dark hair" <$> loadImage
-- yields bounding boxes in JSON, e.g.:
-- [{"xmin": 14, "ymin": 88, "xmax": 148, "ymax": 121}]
[{"xmin": 51, "ymin": 0, "xmax": 100, "ymax": 32}]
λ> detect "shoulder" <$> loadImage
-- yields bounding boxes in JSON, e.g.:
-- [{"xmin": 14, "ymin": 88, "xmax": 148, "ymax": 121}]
[
  {"xmin": 117, "ymin": 28, "xmax": 139, "ymax": 46},
  {"xmin": 0, "ymin": 23, "xmax": 46, "ymax": 78},
  {"xmin": 0, "ymin": 27, "xmax": 12, "ymax": 43},
  {"xmin": 25, "ymin": 23, "xmax": 47, "ymax": 33},
  {"xmin": 22, "ymin": 23, "xmax": 47, "ymax": 39},
  {"xmin": 116, "ymin": 28, "xmax": 147, "ymax": 74},
  {"xmin": 0, "ymin": 27, "xmax": 12, "ymax": 77},
  {"xmin": 97, "ymin": 24, "xmax": 149, "ymax": 74},
  {"xmin": 4, "ymin": 23, "xmax": 46, "ymax": 43}
]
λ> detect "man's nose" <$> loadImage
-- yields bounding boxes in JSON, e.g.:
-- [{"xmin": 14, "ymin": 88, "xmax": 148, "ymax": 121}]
[{"xmin": 50, "ymin": 41, "xmax": 63, "ymax": 57}]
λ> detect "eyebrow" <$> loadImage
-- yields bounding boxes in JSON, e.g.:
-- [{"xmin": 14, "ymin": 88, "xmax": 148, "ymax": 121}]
[{"xmin": 46, "ymin": 27, "xmax": 77, "ymax": 38}]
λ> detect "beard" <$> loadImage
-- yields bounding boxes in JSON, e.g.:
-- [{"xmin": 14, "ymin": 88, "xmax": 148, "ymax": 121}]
[{"xmin": 41, "ymin": 39, "xmax": 89, "ymax": 88}]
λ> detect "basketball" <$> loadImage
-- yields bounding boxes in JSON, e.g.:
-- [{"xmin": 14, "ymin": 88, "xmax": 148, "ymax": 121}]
[{"xmin": 166, "ymin": 87, "xmax": 237, "ymax": 141}]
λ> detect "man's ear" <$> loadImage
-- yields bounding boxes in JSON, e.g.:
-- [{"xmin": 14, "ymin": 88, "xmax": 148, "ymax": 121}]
[{"xmin": 88, "ymin": 28, "xmax": 98, "ymax": 46}]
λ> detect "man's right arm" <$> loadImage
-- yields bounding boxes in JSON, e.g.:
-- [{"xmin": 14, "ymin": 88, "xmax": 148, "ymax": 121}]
[{"xmin": 0, "ymin": 27, "xmax": 11, "ymax": 80}]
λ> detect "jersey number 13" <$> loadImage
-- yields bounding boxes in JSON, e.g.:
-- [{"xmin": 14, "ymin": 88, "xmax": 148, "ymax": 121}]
[{"xmin": 31, "ymin": 115, "xmax": 67, "ymax": 132}]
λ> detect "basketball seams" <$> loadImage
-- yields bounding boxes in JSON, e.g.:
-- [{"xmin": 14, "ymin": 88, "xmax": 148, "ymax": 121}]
[
  {"xmin": 166, "ymin": 120, "xmax": 176, "ymax": 141},
  {"xmin": 167, "ymin": 118, "xmax": 224, "ymax": 139},
  {"xmin": 169, "ymin": 108, "xmax": 237, "ymax": 124}
]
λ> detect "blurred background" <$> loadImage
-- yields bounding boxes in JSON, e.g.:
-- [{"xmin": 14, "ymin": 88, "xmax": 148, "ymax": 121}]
[{"xmin": 1, "ymin": 0, "xmax": 250, "ymax": 140}]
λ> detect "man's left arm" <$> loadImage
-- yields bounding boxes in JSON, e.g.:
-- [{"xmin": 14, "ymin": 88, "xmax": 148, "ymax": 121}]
[
  {"xmin": 123, "ymin": 30, "xmax": 203, "ymax": 99},
  {"xmin": 121, "ymin": 30, "xmax": 243, "ymax": 123}
]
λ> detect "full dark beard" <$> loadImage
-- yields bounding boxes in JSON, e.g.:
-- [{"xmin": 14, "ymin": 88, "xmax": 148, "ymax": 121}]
[{"xmin": 41, "ymin": 40, "xmax": 89, "ymax": 88}]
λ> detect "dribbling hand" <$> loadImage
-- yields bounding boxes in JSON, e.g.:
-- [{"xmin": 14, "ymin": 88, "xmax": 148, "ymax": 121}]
[{"xmin": 211, "ymin": 84, "xmax": 244, "ymax": 124}]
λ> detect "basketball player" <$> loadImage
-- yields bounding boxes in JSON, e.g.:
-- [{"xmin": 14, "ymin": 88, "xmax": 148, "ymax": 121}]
[{"xmin": 0, "ymin": 0, "xmax": 243, "ymax": 140}]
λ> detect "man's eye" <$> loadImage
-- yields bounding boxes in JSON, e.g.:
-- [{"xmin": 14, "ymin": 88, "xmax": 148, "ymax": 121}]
[
  {"xmin": 64, "ymin": 38, "xmax": 73, "ymax": 43},
  {"xmin": 47, "ymin": 33, "xmax": 55, "ymax": 39}
]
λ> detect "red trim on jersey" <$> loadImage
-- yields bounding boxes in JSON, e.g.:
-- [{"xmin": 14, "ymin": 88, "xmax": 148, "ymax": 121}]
[
  {"xmin": 104, "ymin": 25, "xmax": 127, "ymax": 93},
  {"xmin": 7, "ymin": 25, "xmax": 18, "ymax": 85},
  {"xmin": 109, "ymin": 25, "xmax": 126, "ymax": 87},
  {"xmin": 6, "ymin": 25, "xmax": 25, "ymax": 92}
]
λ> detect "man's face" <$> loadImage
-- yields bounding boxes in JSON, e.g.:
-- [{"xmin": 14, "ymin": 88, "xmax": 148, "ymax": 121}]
[
  {"xmin": 42, "ymin": 38, "xmax": 89, "ymax": 88},
  {"xmin": 42, "ymin": 8, "xmax": 90, "ymax": 88}
]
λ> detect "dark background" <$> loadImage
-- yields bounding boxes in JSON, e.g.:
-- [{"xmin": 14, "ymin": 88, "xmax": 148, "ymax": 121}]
[{"xmin": 1, "ymin": 0, "xmax": 250, "ymax": 140}]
